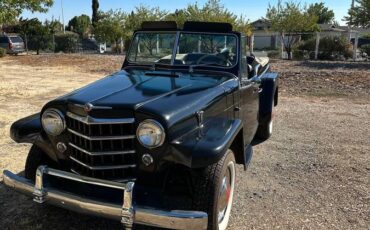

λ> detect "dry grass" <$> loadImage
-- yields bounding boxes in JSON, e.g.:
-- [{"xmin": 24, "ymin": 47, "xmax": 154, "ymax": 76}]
[{"xmin": 0, "ymin": 54, "xmax": 369, "ymax": 229}]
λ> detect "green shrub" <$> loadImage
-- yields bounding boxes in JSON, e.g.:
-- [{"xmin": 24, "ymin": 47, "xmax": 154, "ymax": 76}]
[
  {"xmin": 54, "ymin": 32, "xmax": 79, "ymax": 53},
  {"xmin": 267, "ymin": 50, "xmax": 280, "ymax": 59},
  {"xmin": 0, "ymin": 47, "xmax": 6, "ymax": 57},
  {"xmin": 292, "ymin": 49, "xmax": 305, "ymax": 60},
  {"xmin": 296, "ymin": 36, "xmax": 352, "ymax": 60},
  {"xmin": 361, "ymin": 44, "xmax": 370, "ymax": 56},
  {"xmin": 25, "ymin": 34, "xmax": 53, "ymax": 54}
]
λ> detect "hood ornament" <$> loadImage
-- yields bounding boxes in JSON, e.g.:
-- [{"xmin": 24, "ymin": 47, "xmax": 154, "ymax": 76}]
[{"xmin": 74, "ymin": 103, "xmax": 112, "ymax": 112}]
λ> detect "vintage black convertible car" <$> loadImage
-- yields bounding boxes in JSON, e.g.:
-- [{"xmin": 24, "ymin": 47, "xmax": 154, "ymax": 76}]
[{"xmin": 3, "ymin": 21, "xmax": 278, "ymax": 230}]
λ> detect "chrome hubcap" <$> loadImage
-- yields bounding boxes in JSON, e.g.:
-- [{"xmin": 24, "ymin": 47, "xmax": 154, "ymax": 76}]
[{"xmin": 217, "ymin": 164, "xmax": 233, "ymax": 224}]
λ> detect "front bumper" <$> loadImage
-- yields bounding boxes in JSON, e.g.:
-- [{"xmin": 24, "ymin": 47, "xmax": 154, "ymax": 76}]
[{"xmin": 3, "ymin": 166, "xmax": 207, "ymax": 230}]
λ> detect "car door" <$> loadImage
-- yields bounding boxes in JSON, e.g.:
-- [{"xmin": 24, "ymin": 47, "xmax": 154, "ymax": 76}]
[
  {"xmin": 239, "ymin": 37, "xmax": 260, "ymax": 145},
  {"xmin": 0, "ymin": 37, "xmax": 8, "ymax": 50}
]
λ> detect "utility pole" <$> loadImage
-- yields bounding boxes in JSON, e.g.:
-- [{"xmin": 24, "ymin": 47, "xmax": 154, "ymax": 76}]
[{"xmin": 61, "ymin": 0, "xmax": 65, "ymax": 33}]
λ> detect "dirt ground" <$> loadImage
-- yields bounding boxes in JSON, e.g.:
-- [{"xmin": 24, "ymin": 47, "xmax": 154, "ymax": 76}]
[{"xmin": 0, "ymin": 54, "xmax": 369, "ymax": 230}]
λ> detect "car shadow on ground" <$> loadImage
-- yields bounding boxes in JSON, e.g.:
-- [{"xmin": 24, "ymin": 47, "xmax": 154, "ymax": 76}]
[{"xmin": 0, "ymin": 180, "xmax": 155, "ymax": 230}]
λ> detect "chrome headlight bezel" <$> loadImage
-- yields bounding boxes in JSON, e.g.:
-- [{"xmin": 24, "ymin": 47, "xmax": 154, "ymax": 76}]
[
  {"xmin": 41, "ymin": 108, "xmax": 66, "ymax": 136},
  {"xmin": 136, "ymin": 119, "xmax": 165, "ymax": 148}
]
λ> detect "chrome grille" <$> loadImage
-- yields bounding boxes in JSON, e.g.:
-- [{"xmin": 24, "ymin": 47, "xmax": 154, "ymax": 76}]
[{"xmin": 66, "ymin": 112, "xmax": 136, "ymax": 182}]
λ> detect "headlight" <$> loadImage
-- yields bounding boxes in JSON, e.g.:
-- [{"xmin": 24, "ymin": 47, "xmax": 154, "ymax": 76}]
[
  {"xmin": 136, "ymin": 119, "xmax": 165, "ymax": 148},
  {"xmin": 41, "ymin": 108, "xmax": 66, "ymax": 136}
]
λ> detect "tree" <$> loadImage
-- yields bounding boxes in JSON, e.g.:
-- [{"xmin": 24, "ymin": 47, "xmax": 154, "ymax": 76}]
[
  {"xmin": 307, "ymin": 2, "xmax": 335, "ymax": 24},
  {"xmin": 266, "ymin": 1, "xmax": 318, "ymax": 59},
  {"xmin": 67, "ymin": 14, "xmax": 91, "ymax": 37},
  {"xmin": 48, "ymin": 19, "xmax": 63, "ymax": 34},
  {"xmin": 186, "ymin": 0, "xmax": 237, "ymax": 24},
  {"xmin": 93, "ymin": 0, "xmax": 252, "ymax": 52},
  {"xmin": 125, "ymin": 5, "xmax": 168, "ymax": 33},
  {"xmin": 165, "ymin": 9, "xmax": 188, "ymax": 27},
  {"xmin": 94, "ymin": 9, "xmax": 127, "ymax": 51},
  {"xmin": 16, "ymin": 18, "xmax": 53, "ymax": 54},
  {"xmin": 92, "ymin": 0, "xmax": 99, "ymax": 27},
  {"xmin": 235, "ymin": 16, "xmax": 253, "ymax": 36},
  {"xmin": 0, "ymin": 0, "xmax": 53, "ymax": 24},
  {"xmin": 344, "ymin": 0, "xmax": 370, "ymax": 28},
  {"xmin": 165, "ymin": 0, "xmax": 252, "ymax": 34}
]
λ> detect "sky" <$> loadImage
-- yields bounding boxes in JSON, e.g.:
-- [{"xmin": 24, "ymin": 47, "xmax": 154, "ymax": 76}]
[{"xmin": 21, "ymin": 0, "xmax": 352, "ymax": 26}]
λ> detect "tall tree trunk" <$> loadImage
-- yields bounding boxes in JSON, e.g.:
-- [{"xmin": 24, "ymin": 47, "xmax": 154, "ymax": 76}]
[
  {"xmin": 287, "ymin": 47, "xmax": 292, "ymax": 60},
  {"xmin": 92, "ymin": 0, "xmax": 100, "ymax": 28}
]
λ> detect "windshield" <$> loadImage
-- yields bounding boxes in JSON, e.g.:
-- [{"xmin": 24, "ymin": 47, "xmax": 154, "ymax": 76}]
[
  {"xmin": 10, "ymin": 36, "xmax": 23, "ymax": 43},
  {"xmin": 127, "ymin": 32, "xmax": 238, "ymax": 68}
]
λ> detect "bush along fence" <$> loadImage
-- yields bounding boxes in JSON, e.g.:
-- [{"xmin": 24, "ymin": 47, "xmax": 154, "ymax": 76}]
[
  {"xmin": 19, "ymin": 32, "xmax": 121, "ymax": 54},
  {"xmin": 250, "ymin": 31, "xmax": 370, "ymax": 61},
  {"xmin": 10, "ymin": 30, "xmax": 370, "ymax": 61}
]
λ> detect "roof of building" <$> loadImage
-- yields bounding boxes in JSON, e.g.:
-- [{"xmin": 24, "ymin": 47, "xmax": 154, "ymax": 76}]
[{"xmin": 319, "ymin": 24, "xmax": 370, "ymax": 33}]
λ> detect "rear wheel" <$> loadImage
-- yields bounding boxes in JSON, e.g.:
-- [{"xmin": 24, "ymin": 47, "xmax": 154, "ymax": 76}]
[
  {"xmin": 192, "ymin": 149, "xmax": 236, "ymax": 230},
  {"xmin": 25, "ymin": 145, "xmax": 53, "ymax": 181}
]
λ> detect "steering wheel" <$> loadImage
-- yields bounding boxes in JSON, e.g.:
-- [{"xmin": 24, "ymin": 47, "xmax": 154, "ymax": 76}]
[{"xmin": 196, "ymin": 54, "xmax": 232, "ymax": 66}]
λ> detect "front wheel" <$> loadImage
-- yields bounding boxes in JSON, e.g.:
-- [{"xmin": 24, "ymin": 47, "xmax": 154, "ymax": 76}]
[
  {"xmin": 192, "ymin": 149, "xmax": 236, "ymax": 230},
  {"xmin": 25, "ymin": 145, "xmax": 54, "ymax": 181}
]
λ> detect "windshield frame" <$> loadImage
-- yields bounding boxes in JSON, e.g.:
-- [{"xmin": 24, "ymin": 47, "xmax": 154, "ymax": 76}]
[{"xmin": 126, "ymin": 30, "xmax": 239, "ymax": 71}]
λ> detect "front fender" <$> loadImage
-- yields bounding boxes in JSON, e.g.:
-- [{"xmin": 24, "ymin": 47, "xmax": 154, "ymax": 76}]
[
  {"xmin": 10, "ymin": 113, "xmax": 42, "ymax": 143},
  {"xmin": 10, "ymin": 113, "xmax": 57, "ymax": 162},
  {"xmin": 170, "ymin": 118, "xmax": 242, "ymax": 168}
]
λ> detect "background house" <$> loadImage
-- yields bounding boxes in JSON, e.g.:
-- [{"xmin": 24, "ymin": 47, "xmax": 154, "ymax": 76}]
[{"xmin": 251, "ymin": 19, "xmax": 279, "ymax": 50}]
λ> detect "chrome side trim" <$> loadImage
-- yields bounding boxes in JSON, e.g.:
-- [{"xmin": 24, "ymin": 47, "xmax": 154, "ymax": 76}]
[
  {"xmin": 3, "ymin": 169, "xmax": 208, "ymax": 230},
  {"xmin": 114, "ymin": 178, "xmax": 137, "ymax": 183},
  {"xmin": 73, "ymin": 103, "xmax": 112, "ymax": 110},
  {"xmin": 70, "ymin": 168, "xmax": 80, "ymax": 175},
  {"xmin": 46, "ymin": 167, "xmax": 127, "ymax": 190},
  {"xmin": 67, "ymin": 112, "xmax": 135, "ymax": 125},
  {"xmin": 70, "ymin": 156, "xmax": 137, "ymax": 171},
  {"xmin": 68, "ymin": 128, "xmax": 135, "ymax": 141},
  {"xmin": 69, "ymin": 143, "xmax": 135, "ymax": 156}
]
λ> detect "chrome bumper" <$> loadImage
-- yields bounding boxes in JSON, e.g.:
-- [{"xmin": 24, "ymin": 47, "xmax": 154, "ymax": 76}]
[{"xmin": 3, "ymin": 166, "xmax": 207, "ymax": 230}]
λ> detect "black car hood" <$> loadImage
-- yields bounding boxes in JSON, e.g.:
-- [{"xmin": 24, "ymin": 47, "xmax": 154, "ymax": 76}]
[{"xmin": 55, "ymin": 69, "xmax": 235, "ymax": 127}]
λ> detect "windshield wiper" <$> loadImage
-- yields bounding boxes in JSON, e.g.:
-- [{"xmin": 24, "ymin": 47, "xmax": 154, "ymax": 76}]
[{"xmin": 189, "ymin": 63, "xmax": 225, "ymax": 73}]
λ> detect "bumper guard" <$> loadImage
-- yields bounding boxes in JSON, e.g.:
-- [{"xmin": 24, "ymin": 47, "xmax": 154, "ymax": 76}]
[{"xmin": 3, "ymin": 166, "xmax": 208, "ymax": 230}]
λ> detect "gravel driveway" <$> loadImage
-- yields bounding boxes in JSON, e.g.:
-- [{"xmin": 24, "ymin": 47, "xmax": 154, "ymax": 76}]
[{"xmin": 0, "ymin": 55, "xmax": 369, "ymax": 229}]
